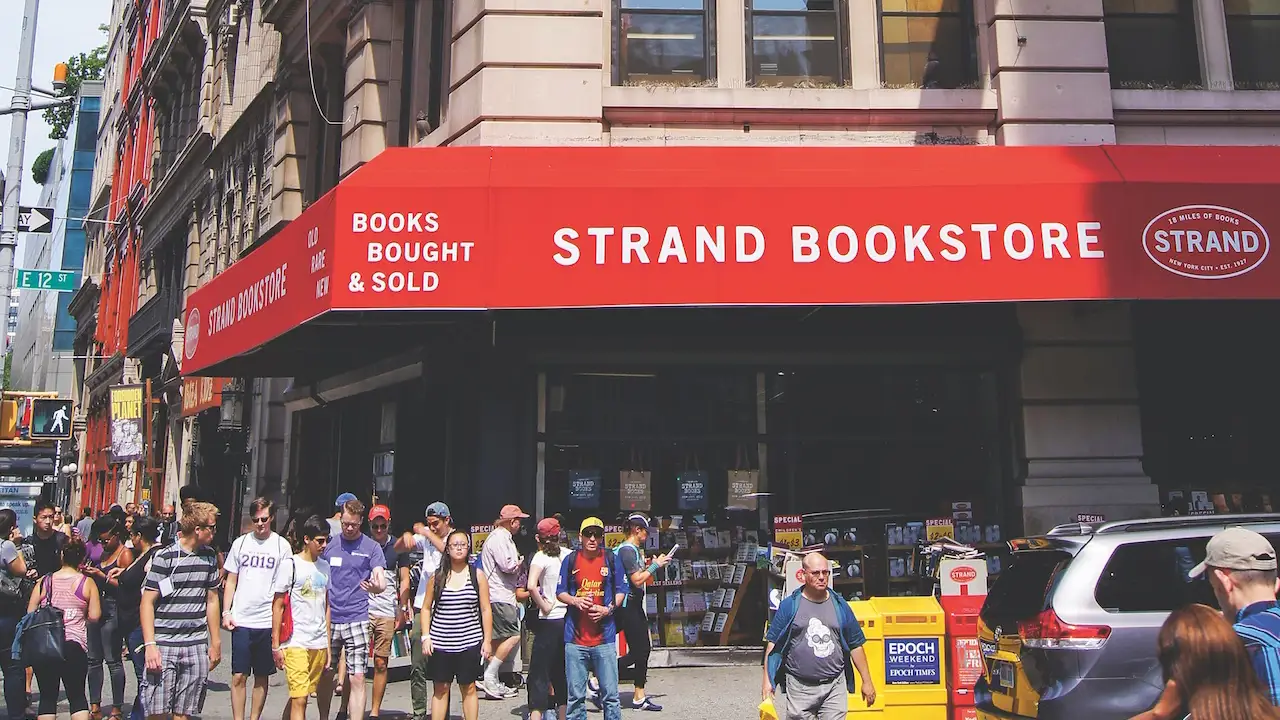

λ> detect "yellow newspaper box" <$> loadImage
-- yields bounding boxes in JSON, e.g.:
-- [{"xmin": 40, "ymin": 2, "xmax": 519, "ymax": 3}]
[
  {"xmin": 758, "ymin": 599, "xmax": 885, "ymax": 719},
  {"xmin": 871, "ymin": 596, "xmax": 948, "ymax": 720}
]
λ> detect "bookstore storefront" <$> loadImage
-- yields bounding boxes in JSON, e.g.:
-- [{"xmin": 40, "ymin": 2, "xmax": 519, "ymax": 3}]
[{"xmin": 178, "ymin": 144, "xmax": 1280, "ymax": 655}]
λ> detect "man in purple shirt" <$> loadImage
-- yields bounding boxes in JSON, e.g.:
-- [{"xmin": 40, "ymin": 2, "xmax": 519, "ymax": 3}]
[{"xmin": 321, "ymin": 499, "xmax": 386, "ymax": 720}]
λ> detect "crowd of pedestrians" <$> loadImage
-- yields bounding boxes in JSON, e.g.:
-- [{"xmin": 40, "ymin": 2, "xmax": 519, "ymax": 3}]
[{"xmin": 0, "ymin": 494, "xmax": 683, "ymax": 720}]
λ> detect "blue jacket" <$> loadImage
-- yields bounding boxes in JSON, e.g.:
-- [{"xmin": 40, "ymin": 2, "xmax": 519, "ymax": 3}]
[
  {"xmin": 765, "ymin": 588, "xmax": 866, "ymax": 693},
  {"xmin": 556, "ymin": 548, "xmax": 628, "ymax": 645}
]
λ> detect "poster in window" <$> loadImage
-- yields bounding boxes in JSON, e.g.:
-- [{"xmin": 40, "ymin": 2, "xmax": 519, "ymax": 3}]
[
  {"xmin": 109, "ymin": 384, "xmax": 145, "ymax": 463},
  {"xmin": 678, "ymin": 471, "xmax": 708, "ymax": 511},
  {"xmin": 569, "ymin": 469, "xmax": 602, "ymax": 509},
  {"xmin": 620, "ymin": 470, "xmax": 651, "ymax": 511},
  {"xmin": 727, "ymin": 470, "xmax": 759, "ymax": 511}
]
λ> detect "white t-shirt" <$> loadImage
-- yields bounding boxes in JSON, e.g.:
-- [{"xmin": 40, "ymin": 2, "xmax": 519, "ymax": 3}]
[
  {"xmin": 367, "ymin": 537, "xmax": 399, "ymax": 619},
  {"xmin": 274, "ymin": 555, "xmax": 330, "ymax": 651},
  {"xmin": 530, "ymin": 551, "xmax": 566, "ymax": 620},
  {"xmin": 412, "ymin": 534, "xmax": 444, "ymax": 610},
  {"xmin": 225, "ymin": 532, "xmax": 293, "ymax": 629}
]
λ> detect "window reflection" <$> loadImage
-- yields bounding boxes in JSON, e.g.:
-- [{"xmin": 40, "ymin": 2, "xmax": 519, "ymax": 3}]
[
  {"xmin": 879, "ymin": 0, "xmax": 977, "ymax": 89},
  {"xmin": 1225, "ymin": 0, "xmax": 1280, "ymax": 90},
  {"xmin": 1103, "ymin": 0, "xmax": 1200, "ymax": 89},
  {"xmin": 748, "ymin": 0, "xmax": 846, "ymax": 87},
  {"xmin": 617, "ymin": 0, "xmax": 714, "ymax": 85}
]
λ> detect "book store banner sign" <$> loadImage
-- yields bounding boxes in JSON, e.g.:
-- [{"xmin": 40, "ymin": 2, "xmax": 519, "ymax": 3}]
[
  {"xmin": 569, "ymin": 470, "xmax": 601, "ymax": 509},
  {"xmin": 728, "ymin": 469, "xmax": 759, "ymax": 511},
  {"xmin": 109, "ymin": 385, "xmax": 145, "ymax": 464},
  {"xmin": 678, "ymin": 471, "xmax": 708, "ymax": 511},
  {"xmin": 620, "ymin": 470, "xmax": 651, "ymax": 511}
]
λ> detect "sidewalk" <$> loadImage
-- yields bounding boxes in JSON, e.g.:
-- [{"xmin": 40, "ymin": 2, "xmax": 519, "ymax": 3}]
[{"xmin": 32, "ymin": 632, "xmax": 763, "ymax": 720}]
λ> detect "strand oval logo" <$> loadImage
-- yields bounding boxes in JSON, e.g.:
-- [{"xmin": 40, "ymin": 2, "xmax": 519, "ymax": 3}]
[
  {"xmin": 1143, "ymin": 205, "xmax": 1269, "ymax": 280},
  {"xmin": 950, "ymin": 566, "xmax": 977, "ymax": 584},
  {"xmin": 184, "ymin": 307, "xmax": 201, "ymax": 362}
]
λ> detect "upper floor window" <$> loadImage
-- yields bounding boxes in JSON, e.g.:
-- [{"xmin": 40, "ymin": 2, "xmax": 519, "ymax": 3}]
[
  {"xmin": 747, "ymin": 0, "xmax": 848, "ymax": 87},
  {"xmin": 1104, "ymin": 0, "xmax": 1200, "ymax": 89},
  {"xmin": 1225, "ymin": 0, "xmax": 1280, "ymax": 90},
  {"xmin": 879, "ymin": 0, "xmax": 977, "ymax": 89},
  {"xmin": 614, "ymin": 0, "xmax": 715, "ymax": 85}
]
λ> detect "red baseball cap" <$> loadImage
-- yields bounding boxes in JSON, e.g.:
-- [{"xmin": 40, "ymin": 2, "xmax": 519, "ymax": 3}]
[
  {"xmin": 499, "ymin": 504, "xmax": 530, "ymax": 520},
  {"xmin": 536, "ymin": 517, "xmax": 561, "ymax": 537},
  {"xmin": 369, "ymin": 505, "xmax": 391, "ymax": 521}
]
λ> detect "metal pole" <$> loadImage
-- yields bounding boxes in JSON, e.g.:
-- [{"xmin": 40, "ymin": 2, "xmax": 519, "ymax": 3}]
[{"xmin": 0, "ymin": 0, "xmax": 42, "ymax": 388}]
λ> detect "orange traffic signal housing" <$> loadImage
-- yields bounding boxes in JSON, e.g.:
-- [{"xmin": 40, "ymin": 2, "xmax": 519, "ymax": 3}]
[
  {"xmin": 0, "ymin": 400, "xmax": 17, "ymax": 441},
  {"xmin": 52, "ymin": 62, "xmax": 68, "ymax": 91}
]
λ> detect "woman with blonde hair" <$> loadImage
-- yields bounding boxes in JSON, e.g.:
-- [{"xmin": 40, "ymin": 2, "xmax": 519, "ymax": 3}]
[{"xmin": 1134, "ymin": 603, "xmax": 1280, "ymax": 720}]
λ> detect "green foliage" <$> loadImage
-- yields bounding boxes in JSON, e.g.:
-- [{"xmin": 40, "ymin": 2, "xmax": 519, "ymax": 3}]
[
  {"xmin": 43, "ymin": 26, "xmax": 108, "ymax": 140},
  {"xmin": 31, "ymin": 148, "xmax": 54, "ymax": 185}
]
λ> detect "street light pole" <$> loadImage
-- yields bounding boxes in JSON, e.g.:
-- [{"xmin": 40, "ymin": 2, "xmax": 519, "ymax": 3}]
[{"xmin": 0, "ymin": 0, "xmax": 43, "ymax": 388}]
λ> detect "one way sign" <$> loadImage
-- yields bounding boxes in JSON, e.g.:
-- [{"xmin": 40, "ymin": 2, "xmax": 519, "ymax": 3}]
[{"xmin": 18, "ymin": 206, "xmax": 53, "ymax": 234}]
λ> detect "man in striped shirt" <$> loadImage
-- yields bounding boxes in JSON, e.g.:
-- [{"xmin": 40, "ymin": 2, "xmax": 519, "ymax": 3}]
[
  {"xmin": 1192, "ymin": 527, "xmax": 1280, "ymax": 705},
  {"xmin": 140, "ymin": 501, "xmax": 223, "ymax": 720}
]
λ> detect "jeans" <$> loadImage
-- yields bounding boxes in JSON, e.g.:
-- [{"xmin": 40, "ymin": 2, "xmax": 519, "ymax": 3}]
[
  {"xmin": 87, "ymin": 596, "xmax": 125, "ymax": 709},
  {"xmin": 125, "ymin": 625, "xmax": 146, "ymax": 720},
  {"xmin": 615, "ymin": 603, "xmax": 650, "ymax": 689},
  {"xmin": 0, "ymin": 614, "xmax": 28, "ymax": 720},
  {"xmin": 565, "ymin": 642, "xmax": 620, "ymax": 720}
]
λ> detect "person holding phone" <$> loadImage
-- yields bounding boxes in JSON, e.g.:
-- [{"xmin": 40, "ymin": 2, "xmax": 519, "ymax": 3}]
[
  {"xmin": 557, "ymin": 517, "xmax": 627, "ymax": 720},
  {"xmin": 614, "ymin": 514, "xmax": 670, "ymax": 711}
]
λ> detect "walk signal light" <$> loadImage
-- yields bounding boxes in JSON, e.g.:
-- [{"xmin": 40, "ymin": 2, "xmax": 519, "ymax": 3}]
[{"xmin": 29, "ymin": 398, "xmax": 72, "ymax": 440}]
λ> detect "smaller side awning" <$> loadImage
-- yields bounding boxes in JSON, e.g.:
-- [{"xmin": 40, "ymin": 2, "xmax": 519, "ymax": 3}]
[{"xmin": 180, "ymin": 144, "xmax": 1280, "ymax": 376}]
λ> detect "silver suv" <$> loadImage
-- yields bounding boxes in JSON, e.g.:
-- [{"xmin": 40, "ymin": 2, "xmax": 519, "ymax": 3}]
[{"xmin": 975, "ymin": 513, "xmax": 1280, "ymax": 720}]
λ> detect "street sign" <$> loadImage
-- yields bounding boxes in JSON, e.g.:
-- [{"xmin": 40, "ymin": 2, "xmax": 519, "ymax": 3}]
[
  {"xmin": 15, "ymin": 269, "xmax": 76, "ymax": 292},
  {"xmin": 27, "ymin": 398, "xmax": 71, "ymax": 440},
  {"xmin": 17, "ymin": 206, "xmax": 53, "ymax": 234}
]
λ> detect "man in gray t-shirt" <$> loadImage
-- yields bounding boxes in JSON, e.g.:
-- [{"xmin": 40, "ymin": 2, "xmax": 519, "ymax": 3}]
[{"xmin": 783, "ymin": 593, "xmax": 846, "ymax": 684}]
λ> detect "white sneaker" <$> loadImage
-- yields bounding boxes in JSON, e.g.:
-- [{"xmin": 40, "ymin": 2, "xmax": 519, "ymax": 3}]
[{"xmin": 480, "ymin": 680, "xmax": 509, "ymax": 701}]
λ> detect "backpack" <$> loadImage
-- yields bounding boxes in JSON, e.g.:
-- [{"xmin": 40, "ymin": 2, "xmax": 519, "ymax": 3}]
[{"xmin": 279, "ymin": 558, "xmax": 297, "ymax": 643}]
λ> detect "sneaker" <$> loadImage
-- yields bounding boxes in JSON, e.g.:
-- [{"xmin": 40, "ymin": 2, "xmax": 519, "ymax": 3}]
[
  {"xmin": 502, "ymin": 683, "xmax": 521, "ymax": 698},
  {"xmin": 634, "ymin": 698, "xmax": 663, "ymax": 712},
  {"xmin": 588, "ymin": 677, "xmax": 600, "ymax": 694}
]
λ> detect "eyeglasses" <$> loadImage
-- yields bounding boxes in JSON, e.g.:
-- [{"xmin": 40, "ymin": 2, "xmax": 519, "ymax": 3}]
[
  {"xmin": 806, "ymin": 569, "xmax": 831, "ymax": 577},
  {"xmin": 252, "ymin": 517, "xmax": 271, "ymax": 525},
  {"xmin": 341, "ymin": 521, "xmax": 361, "ymax": 529}
]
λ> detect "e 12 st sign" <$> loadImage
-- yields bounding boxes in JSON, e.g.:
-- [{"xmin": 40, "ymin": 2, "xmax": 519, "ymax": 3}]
[{"xmin": 15, "ymin": 269, "xmax": 76, "ymax": 292}]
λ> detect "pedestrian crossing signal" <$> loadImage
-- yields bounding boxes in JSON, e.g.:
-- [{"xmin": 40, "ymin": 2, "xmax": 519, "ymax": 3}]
[{"xmin": 28, "ymin": 398, "xmax": 72, "ymax": 440}]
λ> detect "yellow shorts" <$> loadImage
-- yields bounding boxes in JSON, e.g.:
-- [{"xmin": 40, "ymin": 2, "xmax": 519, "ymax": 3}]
[{"xmin": 283, "ymin": 648, "xmax": 327, "ymax": 699}]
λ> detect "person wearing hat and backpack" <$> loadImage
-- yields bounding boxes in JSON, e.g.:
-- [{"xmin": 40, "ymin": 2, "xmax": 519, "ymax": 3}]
[
  {"xmin": 615, "ymin": 514, "xmax": 671, "ymax": 711},
  {"xmin": 556, "ymin": 517, "xmax": 627, "ymax": 720}
]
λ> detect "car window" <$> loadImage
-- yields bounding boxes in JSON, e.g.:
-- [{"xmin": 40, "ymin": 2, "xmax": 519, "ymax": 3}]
[
  {"xmin": 981, "ymin": 550, "xmax": 1074, "ymax": 624},
  {"xmin": 1094, "ymin": 538, "xmax": 1218, "ymax": 612}
]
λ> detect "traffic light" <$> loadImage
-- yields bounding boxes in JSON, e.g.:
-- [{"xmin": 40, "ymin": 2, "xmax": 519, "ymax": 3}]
[
  {"xmin": 0, "ymin": 400, "xmax": 16, "ymax": 441},
  {"xmin": 52, "ymin": 62, "xmax": 68, "ymax": 92},
  {"xmin": 28, "ymin": 398, "xmax": 72, "ymax": 440}
]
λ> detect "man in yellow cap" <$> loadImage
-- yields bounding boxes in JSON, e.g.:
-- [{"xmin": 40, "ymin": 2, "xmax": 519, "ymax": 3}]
[{"xmin": 556, "ymin": 517, "xmax": 627, "ymax": 720}]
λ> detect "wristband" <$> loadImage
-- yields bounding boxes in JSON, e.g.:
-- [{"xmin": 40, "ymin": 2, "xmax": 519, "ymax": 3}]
[
  {"xmin": 647, "ymin": 562, "xmax": 660, "ymax": 575},
  {"xmin": 143, "ymin": 642, "xmax": 158, "ymax": 648}
]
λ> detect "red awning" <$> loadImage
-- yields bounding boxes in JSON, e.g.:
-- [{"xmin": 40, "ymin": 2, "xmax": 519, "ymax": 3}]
[{"xmin": 179, "ymin": 144, "xmax": 1280, "ymax": 375}]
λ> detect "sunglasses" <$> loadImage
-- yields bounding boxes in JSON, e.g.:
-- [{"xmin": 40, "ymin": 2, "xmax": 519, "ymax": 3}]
[
  {"xmin": 371, "ymin": 522, "xmax": 388, "ymax": 530},
  {"xmin": 582, "ymin": 529, "xmax": 604, "ymax": 539},
  {"xmin": 252, "ymin": 517, "xmax": 271, "ymax": 524}
]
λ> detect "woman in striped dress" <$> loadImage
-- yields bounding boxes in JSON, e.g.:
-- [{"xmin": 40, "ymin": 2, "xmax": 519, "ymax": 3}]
[{"xmin": 421, "ymin": 530, "xmax": 493, "ymax": 720}]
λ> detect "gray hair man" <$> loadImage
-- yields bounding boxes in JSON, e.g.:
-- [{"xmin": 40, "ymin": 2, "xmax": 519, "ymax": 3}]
[{"xmin": 763, "ymin": 553, "xmax": 876, "ymax": 719}]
